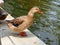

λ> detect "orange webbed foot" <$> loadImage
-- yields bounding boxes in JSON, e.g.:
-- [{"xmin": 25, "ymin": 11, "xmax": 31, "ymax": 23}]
[{"xmin": 19, "ymin": 32, "xmax": 27, "ymax": 37}]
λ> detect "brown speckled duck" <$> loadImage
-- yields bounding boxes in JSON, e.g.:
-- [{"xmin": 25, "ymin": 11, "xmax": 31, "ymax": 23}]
[{"xmin": 7, "ymin": 7, "xmax": 43, "ymax": 36}]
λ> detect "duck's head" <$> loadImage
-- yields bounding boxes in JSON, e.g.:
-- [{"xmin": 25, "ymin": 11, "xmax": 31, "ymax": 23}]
[
  {"xmin": 29, "ymin": 7, "xmax": 43, "ymax": 14},
  {"xmin": 28, "ymin": 7, "xmax": 43, "ymax": 16}
]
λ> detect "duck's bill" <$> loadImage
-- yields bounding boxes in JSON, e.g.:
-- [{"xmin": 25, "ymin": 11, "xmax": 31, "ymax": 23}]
[{"xmin": 38, "ymin": 10, "xmax": 44, "ymax": 14}]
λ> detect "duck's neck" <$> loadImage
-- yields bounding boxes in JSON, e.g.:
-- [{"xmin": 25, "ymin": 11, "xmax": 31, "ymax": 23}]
[{"xmin": 28, "ymin": 11, "xmax": 35, "ymax": 17}]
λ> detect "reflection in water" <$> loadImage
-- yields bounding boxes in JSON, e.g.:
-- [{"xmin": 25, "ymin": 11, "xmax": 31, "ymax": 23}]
[
  {"xmin": 34, "ymin": 30, "xmax": 58, "ymax": 45},
  {"xmin": 51, "ymin": 1, "xmax": 60, "ymax": 5},
  {"xmin": 2, "ymin": 0, "xmax": 60, "ymax": 45}
]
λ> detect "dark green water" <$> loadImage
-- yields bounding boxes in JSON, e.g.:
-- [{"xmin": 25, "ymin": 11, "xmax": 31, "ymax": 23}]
[{"xmin": 2, "ymin": 0, "xmax": 60, "ymax": 45}]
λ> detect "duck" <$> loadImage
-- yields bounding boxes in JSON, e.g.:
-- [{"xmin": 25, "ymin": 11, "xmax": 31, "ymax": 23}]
[
  {"xmin": 0, "ymin": 0, "xmax": 4, "ymax": 6},
  {"xmin": 7, "ymin": 7, "xmax": 43, "ymax": 36},
  {"xmin": 0, "ymin": 7, "xmax": 8, "ymax": 24},
  {"xmin": 0, "ymin": 0, "xmax": 8, "ymax": 24}
]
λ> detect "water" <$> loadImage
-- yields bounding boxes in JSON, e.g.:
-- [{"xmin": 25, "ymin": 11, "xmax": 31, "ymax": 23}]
[{"xmin": 2, "ymin": 0, "xmax": 60, "ymax": 45}]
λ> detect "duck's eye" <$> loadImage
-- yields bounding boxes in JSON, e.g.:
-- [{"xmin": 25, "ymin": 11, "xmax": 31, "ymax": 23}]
[{"xmin": 36, "ymin": 8, "xmax": 39, "ymax": 10}]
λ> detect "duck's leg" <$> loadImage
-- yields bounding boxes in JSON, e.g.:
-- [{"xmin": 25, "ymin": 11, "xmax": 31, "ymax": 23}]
[{"xmin": 19, "ymin": 32, "xmax": 27, "ymax": 37}]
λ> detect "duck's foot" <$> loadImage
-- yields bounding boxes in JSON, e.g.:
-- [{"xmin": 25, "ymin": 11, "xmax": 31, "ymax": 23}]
[{"xmin": 19, "ymin": 32, "xmax": 27, "ymax": 37}]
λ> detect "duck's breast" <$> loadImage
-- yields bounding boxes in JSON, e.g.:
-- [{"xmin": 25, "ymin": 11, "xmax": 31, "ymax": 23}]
[{"xmin": 25, "ymin": 17, "xmax": 34, "ymax": 28}]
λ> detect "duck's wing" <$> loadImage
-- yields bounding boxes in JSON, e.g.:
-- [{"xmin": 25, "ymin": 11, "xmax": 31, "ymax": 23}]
[
  {"xmin": 7, "ymin": 22, "xmax": 17, "ymax": 31},
  {"xmin": 7, "ymin": 16, "xmax": 27, "ymax": 32}
]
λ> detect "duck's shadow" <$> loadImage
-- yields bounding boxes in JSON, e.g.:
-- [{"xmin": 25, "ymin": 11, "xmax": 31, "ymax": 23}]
[
  {"xmin": 1, "ymin": 29, "xmax": 35, "ymax": 38},
  {"xmin": 0, "ymin": 23, "xmax": 35, "ymax": 38}
]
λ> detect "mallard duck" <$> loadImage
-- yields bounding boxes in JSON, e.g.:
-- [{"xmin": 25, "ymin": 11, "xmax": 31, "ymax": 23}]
[
  {"xmin": 0, "ymin": 7, "xmax": 8, "ymax": 23},
  {"xmin": 0, "ymin": 0, "xmax": 6, "ymax": 23},
  {"xmin": 7, "ymin": 7, "xmax": 43, "ymax": 36}
]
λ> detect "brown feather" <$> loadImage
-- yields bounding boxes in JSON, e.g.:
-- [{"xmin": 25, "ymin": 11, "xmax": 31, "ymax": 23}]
[{"xmin": 7, "ymin": 7, "xmax": 43, "ymax": 32}]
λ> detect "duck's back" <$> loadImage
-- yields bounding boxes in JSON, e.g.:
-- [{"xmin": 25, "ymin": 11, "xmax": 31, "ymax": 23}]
[{"xmin": 16, "ymin": 16, "xmax": 34, "ymax": 31}]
